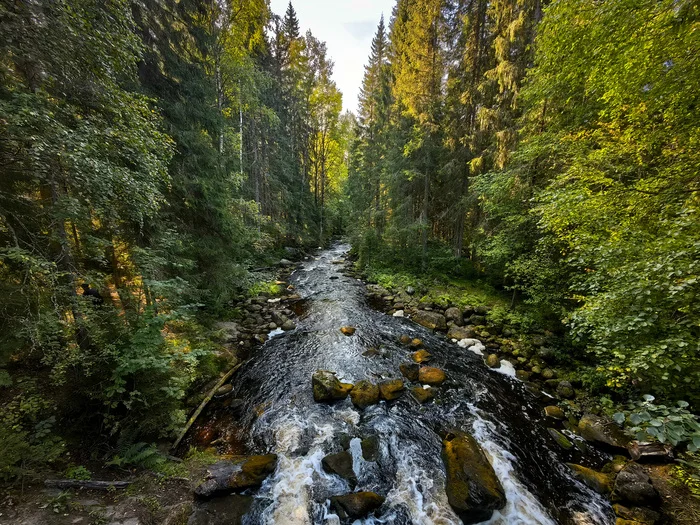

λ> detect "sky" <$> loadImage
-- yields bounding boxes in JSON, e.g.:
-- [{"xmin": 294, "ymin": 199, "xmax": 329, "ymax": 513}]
[{"xmin": 269, "ymin": 0, "xmax": 396, "ymax": 114}]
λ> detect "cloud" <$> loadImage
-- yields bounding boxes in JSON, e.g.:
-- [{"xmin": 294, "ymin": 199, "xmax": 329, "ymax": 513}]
[{"xmin": 344, "ymin": 20, "xmax": 377, "ymax": 41}]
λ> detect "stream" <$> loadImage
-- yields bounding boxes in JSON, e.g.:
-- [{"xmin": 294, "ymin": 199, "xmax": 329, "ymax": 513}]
[{"xmin": 215, "ymin": 244, "xmax": 615, "ymax": 524}]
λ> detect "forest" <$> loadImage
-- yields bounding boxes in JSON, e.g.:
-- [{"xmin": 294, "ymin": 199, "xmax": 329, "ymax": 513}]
[{"xmin": 1, "ymin": 0, "xmax": 700, "ymax": 524}]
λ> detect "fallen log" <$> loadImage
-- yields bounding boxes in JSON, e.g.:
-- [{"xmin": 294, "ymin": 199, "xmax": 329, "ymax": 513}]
[
  {"xmin": 171, "ymin": 360, "xmax": 248, "ymax": 453},
  {"xmin": 44, "ymin": 479, "xmax": 130, "ymax": 490}
]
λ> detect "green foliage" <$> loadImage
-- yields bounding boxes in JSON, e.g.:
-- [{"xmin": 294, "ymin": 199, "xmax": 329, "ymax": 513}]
[
  {"xmin": 65, "ymin": 465, "xmax": 92, "ymax": 481},
  {"xmin": 106, "ymin": 442, "xmax": 163, "ymax": 470},
  {"xmin": 614, "ymin": 396, "xmax": 700, "ymax": 449}
]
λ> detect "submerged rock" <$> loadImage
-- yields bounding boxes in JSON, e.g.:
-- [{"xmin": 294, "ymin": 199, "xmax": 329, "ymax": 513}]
[
  {"xmin": 340, "ymin": 326, "xmax": 356, "ymax": 336},
  {"xmin": 579, "ymin": 414, "xmax": 630, "ymax": 449},
  {"xmin": 379, "ymin": 379, "xmax": 405, "ymax": 401},
  {"xmin": 195, "ymin": 455, "xmax": 278, "ymax": 498},
  {"xmin": 400, "ymin": 362, "xmax": 420, "ymax": 382},
  {"xmin": 548, "ymin": 428, "xmax": 574, "ymax": 450},
  {"xmin": 442, "ymin": 431, "xmax": 506, "ymax": 524},
  {"xmin": 418, "ymin": 366, "xmax": 446, "ymax": 385},
  {"xmin": 411, "ymin": 386, "xmax": 435, "ymax": 403},
  {"xmin": 412, "ymin": 349, "xmax": 433, "ymax": 363},
  {"xmin": 350, "ymin": 380, "xmax": 380, "ymax": 409},
  {"xmin": 413, "ymin": 310, "xmax": 447, "ymax": 331},
  {"xmin": 399, "ymin": 334, "xmax": 412, "ymax": 345},
  {"xmin": 322, "ymin": 451, "xmax": 357, "ymax": 486},
  {"xmin": 312, "ymin": 370, "xmax": 353, "ymax": 403},
  {"xmin": 330, "ymin": 492, "xmax": 385, "ymax": 520},
  {"xmin": 566, "ymin": 463, "xmax": 613, "ymax": 494}
]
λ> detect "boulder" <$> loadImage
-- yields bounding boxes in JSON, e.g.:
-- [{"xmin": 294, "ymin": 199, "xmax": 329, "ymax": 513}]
[
  {"xmin": 361, "ymin": 436, "xmax": 380, "ymax": 462},
  {"xmin": 567, "ymin": 463, "xmax": 613, "ymax": 494},
  {"xmin": 418, "ymin": 366, "xmax": 446, "ymax": 385},
  {"xmin": 613, "ymin": 504, "xmax": 661, "ymax": 525},
  {"xmin": 281, "ymin": 320, "xmax": 296, "ymax": 331},
  {"xmin": 485, "ymin": 354, "xmax": 500, "ymax": 368},
  {"xmin": 544, "ymin": 406, "xmax": 566, "ymax": 420},
  {"xmin": 330, "ymin": 492, "xmax": 385, "ymax": 520},
  {"xmin": 448, "ymin": 326, "xmax": 477, "ymax": 340},
  {"xmin": 612, "ymin": 463, "xmax": 660, "ymax": 507},
  {"xmin": 400, "ymin": 362, "xmax": 420, "ymax": 382},
  {"xmin": 379, "ymin": 379, "xmax": 405, "ymax": 401},
  {"xmin": 340, "ymin": 326, "xmax": 356, "ymax": 336},
  {"xmin": 195, "ymin": 455, "xmax": 278, "ymax": 498},
  {"xmin": 312, "ymin": 371, "xmax": 353, "ymax": 403},
  {"xmin": 412, "ymin": 349, "xmax": 433, "ymax": 363},
  {"xmin": 445, "ymin": 307, "xmax": 463, "ymax": 326},
  {"xmin": 442, "ymin": 431, "xmax": 506, "ymax": 524},
  {"xmin": 548, "ymin": 428, "xmax": 573, "ymax": 450},
  {"xmin": 579, "ymin": 414, "xmax": 630, "ymax": 449},
  {"xmin": 322, "ymin": 451, "xmax": 356, "ymax": 486},
  {"xmin": 411, "ymin": 386, "xmax": 435, "ymax": 403},
  {"xmin": 413, "ymin": 310, "xmax": 447, "ymax": 331},
  {"xmin": 556, "ymin": 381, "xmax": 575, "ymax": 399},
  {"xmin": 350, "ymin": 380, "xmax": 380, "ymax": 409}
]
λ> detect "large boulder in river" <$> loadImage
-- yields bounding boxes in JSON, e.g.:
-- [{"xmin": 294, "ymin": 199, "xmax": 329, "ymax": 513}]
[
  {"xmin": 442, "ymin": 431, "xmax": 506, "ymax": 524},
  {"xmin": 379, "ymin": 379, "xmax": 405, "ymax": 401},
  {"xmin": 413, "ymin": 310, "xmax": 447, "ymax": 331},
  {"xmin": 312, "ymin": 371, "xmax": 353, "ymax": 403},
  {"xmin": 195, "ymin": 456, "xmax": 278, "ymax": 498},
  {"xmin": 350, "ymin": 380, "xmax": 380, "ymax": 409},
  {"xmin": 330, "ymin": 492, "xmax": 385, "ymax": 520},
  {"xmin": 418, "ymin": 366, "xmax": 446, "ymax": 385},
  {"xmin": 579, "ymin": 414, "xmax": 630, "ymax": 449},
  {"xmin": 322, "ymin": 450, "xmax": 356, "ymax": 486}
]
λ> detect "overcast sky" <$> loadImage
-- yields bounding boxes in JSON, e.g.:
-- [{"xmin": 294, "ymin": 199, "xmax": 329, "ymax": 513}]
[{"xmin": 269, "ymin": 0, "xmax": 396, "ymax": 113}]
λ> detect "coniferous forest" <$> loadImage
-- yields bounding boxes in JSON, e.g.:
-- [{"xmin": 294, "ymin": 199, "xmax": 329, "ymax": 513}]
[{"xmin": 1, "ymin": 0, "xmax": 700, "ymax": 523}]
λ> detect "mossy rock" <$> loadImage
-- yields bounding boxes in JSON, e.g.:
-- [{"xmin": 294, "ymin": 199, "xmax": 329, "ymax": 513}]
[
  {"xmin": 330, "ymin": 492, "xmax": 385, "ymax": 520},
  {"xmin": 312, "ymin": 370, "xmax": 353, "ymax": 403},
  {"xmin": 411, "ymin": 386, "xmax": 436, "ymax": 403},
  {"xmin": 350, "ymin": 380, "xmax": 380, "ymax": 409},
  {"xmin": 400, "ymin": 362, "xmax": 420, "ymax": 382},
  {"xmin": 547, "ymin": 428, "xmax": 573, "ymax": 450},
  {"xmin": 567, "ymin": 463, "xmax": 613, "ymax": 494},
  {"xmin": 379, "ymin": 379, "xmax": 405, "ymax": 401},
  {"xmin": 418, "ymin": 366, "xmax": 446, "ymax": 385}
]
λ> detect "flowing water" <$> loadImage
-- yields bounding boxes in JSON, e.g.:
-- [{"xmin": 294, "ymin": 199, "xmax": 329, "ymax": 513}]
[{"xmin": 218, "ymin": 244, "xmax": 615, "ymax": 524}]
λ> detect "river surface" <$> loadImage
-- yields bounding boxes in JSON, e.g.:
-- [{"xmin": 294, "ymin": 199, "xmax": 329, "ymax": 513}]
[{"xmin": 222, "ymin": 244, "xmax": 614, "ymax": 524}]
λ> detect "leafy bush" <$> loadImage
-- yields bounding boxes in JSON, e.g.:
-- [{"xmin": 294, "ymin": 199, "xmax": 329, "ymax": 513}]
[{"xmin": 614, "ymin": 395, "xmax": 700, "ymax": 449}]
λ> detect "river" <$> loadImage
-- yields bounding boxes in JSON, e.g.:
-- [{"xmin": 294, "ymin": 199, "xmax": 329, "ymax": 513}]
[{"xmin": 220, "ymin": 244, "xmax": 614, "ymax": 524}]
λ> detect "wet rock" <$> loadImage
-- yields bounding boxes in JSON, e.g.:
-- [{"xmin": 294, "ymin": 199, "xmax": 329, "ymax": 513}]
[
  {"xmin": 445, "ymin": 307, "xmax": 463, "ymax": 326},
  {"xmin": 566, "ymin": 463, "xmax": 613, "ymax": 494},
  {"xmin": 544, "ymin": 406, "xmax": 566, "ymax": 420},
  {"xmin": 330, "ymin": 492, "xmax": 385, "ymax": 520},
  {"xmin": 215, "ymin": 384, "xmax": 233, "ymax": 397},
  {"xmin": 350, "ymin": 380, "xmax": 380, "ymax": 409},
  {"xmin": 281, "ymin": 320, "xmax": 296, "ymax": 331},
  {"xmin": 400, "ymin": 362, "xmax": 420, "ymax": 382},
  {"xmin": 271, "ymin": 311, "xmax": 287, "ymax": 325},
  {"xmin": 485, "ymin": 354, "xmax": 500, "ymax": 368},
  {"xmin": 612, "ymin": 463, "xmax": 660, "ymax": 507},
  {"xmin": 399, "ymin": 334, "xmax": 412, "ymax": 345},
  {"xmin": 412, "ymin": 349, "xmax": 433, "ymax": 363},
  {"xmin": 338, "ymin": 433, "xmax": 354, "ymax": 450},
  {"xmin": 195, "ymin": 456, "xmax": 278, "ymax": 498},
  {"xmin": 448, "ymin": 326, "xmax": 477, "ymax": 340},
  {"xmin": 362, "ymin": 347, "xmax": 382, "ymax": 357},
  {"xmin": 515, "ymin": 370, "xmax": 531, "ymax": 381},
  {"xmin": 187, "ymin": 495, "xmax": 253, "ymax": 525},
  {"xmin": 418, "ymin": 366, "xmax": 446, "ymax": 385},
  {"xmin": 542, "ymin": 368, "xmax": 556, "ymax": 380},
  {"xmin": 361, "ymin": 436, "xmax": 380, "ymax": 461},
  {"xmin": 410, "ymin": 338, "xmax": 423, "ymax": 348},
  {"xmin": 340, "ymin": 326, "xmax": 356, "ymax": 336},
  {"xmin": 413, "ymin": 310, "xmax": 447, "ymax": 331},
  {"xmin": 322, "ymin": 450, "xmax": 357, "ymax": 486},
  {"xmin": 411, "ymin": 386, "xmax": 435, "ymax": 403},
  {"xmin": 548, "ymin": 428, "xmax": 574, "ymax": 450},
  {"xmin": 579, "ymin": 414, "xmax": 630, "ymax": 449},
  {"xmin": 406, "ymin": 286, "xmax": 415, "ymax": 295},
  {"xmin": 312, "ymin": 370, "xmax": 353, "ymax": 403},
  {"xmin": 379, "ymin": 379, "xmax": 405, "ymax": 401},
  {"xmin": 442, "ymin": 431, "xmax": 506, "ymax": 524},
  {"xmin": 556, "ymin": 380, "xmax": 575, "ymax": 399},
  {"xmin": 613, "ymin": 504, "xmax": 661, "ymax": 525}
]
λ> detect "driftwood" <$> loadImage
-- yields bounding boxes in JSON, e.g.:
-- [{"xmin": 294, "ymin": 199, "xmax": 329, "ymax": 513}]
[
  {"xmin": 171, "ymin": 360, "xmax": 248, "ymax": 453},
  {"xmin": 44, "ymin": 479, "xmax": 130, "ymax": 490}
]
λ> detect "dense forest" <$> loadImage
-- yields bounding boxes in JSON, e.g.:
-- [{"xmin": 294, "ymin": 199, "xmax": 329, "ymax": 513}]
[{"xmin": 1, "ymin": 0, "xmax": 700, "ymax": 518}]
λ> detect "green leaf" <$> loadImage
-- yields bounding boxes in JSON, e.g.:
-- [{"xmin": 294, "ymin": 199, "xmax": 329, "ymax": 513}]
[{"xmin": 613, "ymin": 412, "xmax": 626, "ymax": 425}]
